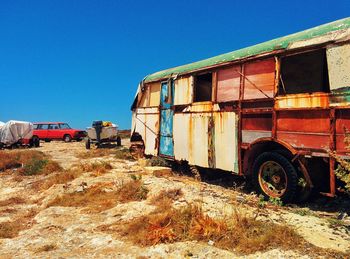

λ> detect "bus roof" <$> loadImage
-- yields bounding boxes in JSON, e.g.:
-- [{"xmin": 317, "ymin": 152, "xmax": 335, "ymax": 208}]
[{"xmin": 144, "ymin": 17, "xmax": 350, "ymax": 83}]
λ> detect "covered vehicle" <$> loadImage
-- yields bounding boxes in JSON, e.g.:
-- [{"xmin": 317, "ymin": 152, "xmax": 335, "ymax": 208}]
[{"xmin": 0, "ymin": 120, "xmax": 39, "ymax": 148}]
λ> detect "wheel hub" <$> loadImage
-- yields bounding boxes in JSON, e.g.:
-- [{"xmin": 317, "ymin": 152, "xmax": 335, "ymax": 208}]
[{"xmin": 258, "ymin": 160, "xmax": 288, "ymax": 198}]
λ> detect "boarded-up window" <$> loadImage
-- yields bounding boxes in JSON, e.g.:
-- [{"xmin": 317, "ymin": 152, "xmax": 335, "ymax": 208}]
[
  {"xmin": 279, "ymin": 49, "xmax": 329, "ymax": 95},
  {"xmin": 174, "ymin": 76, "xmax": 193, "ymax": 105},
  {"xmin": 194, "ymin": 73, "xmax": 212, "ymax": 102},
  {"xmin": 243, "ymin": 58, "xmax": 275, "ymax": 99},
  {"xmin": 149, "ymin": 82, "xmax": 161, "ymax": 106},
  {"xmin": 217, "ymin": 65, "xmax": 241, "ymax": 102},
  {"xmin": 138, "ymin": 82, "xmax": 161, "ymax": 107},
  {"xmin": 327, "ymin": 44, "xmax": 350, "ymax": 91}
]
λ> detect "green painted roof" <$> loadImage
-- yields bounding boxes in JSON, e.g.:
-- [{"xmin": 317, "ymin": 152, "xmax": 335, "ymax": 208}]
[{"xmin": 144, "ymin": 17, "xmax": 350, "ymax": 83}]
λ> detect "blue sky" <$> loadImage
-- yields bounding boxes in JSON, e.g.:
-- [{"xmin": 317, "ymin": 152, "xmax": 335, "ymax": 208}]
[{"xmin": 0, "ymin": 0, "xmax": 349, "ymax": 129}]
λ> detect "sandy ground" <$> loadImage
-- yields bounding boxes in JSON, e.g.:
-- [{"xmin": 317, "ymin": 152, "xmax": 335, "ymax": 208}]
[{"xmin": 0, "ymin": 141, "xmax": 349, "ymax": 258}]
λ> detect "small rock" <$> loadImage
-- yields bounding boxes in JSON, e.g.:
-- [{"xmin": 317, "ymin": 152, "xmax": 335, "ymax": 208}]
[
  {"xmin": 208, "ymin": 240, "xmax": 214, "ymax": 246},
  {"xmin": 76, "ymin": 186, "xmax": 84, "ymax": 192}
]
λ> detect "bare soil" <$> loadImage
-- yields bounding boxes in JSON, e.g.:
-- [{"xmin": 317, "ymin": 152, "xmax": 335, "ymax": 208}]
[{"xmin": 0, "ymin": 141, "xmax": 349, "ymax": 258}]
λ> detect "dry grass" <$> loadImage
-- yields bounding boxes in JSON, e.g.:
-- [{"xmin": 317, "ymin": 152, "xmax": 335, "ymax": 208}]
[
  {"xmin": 119, "ymin": 204, "xmax": 345, "ymax": 256},
  {"xmin": 31, "ymin": 168, "xmax": 84, "ymax": 191},
  {"xmin": 0, "ymin": 209, "xmax": 37, "ymax": 239},
  {"xmin": 47, "ymin": 178, "xmax": 149, "ymax": 213},
  {"xmin": 115, "ymin": 148, "xmax": 135, "ymax": 161},
  {"xmin": 30, "ymin": 162, "xmax": 112, "ymax": 191},
  {"xmin": 35, "ymin": 244, "xmax": 57, "ymax": 253},
  {"xmin": 0, "ymin": 197, "xmax": 27, "ymax": 207},
  {"xmin": 81, "ymin": 161, "xmax": 113, "ymax": 176},
  {"xmin": 0, "ymin": 150, "xmax": 61, "ymax": 176},
  {"xmin": 77, "ymin": 149, "xmax": 115, "ymax": 159},
  {"xmin": 150, "ymin": 189, "xmax": 183, "ymax": 209}
]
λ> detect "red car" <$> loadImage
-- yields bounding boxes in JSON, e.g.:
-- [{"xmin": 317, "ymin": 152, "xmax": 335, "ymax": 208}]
[{"xmin": 33, "ymin": 122, "xmax": 86, "ymax": 142}]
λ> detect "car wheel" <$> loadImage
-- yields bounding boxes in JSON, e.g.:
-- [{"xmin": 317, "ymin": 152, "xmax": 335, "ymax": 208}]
[
  {"xmin": 64, "ymin": 134, "xmax": 72, "ymax": 142},
  {"xmin": 32, "ymin": 136, "xmax": 40, "ymax": 147},
  {"xmin": 252, "ymin": 152, "xmax": 298, "ymax": 203},
  {"xmin": 85, "ymin": 138, "xmax": 91, "ymax": 149}
]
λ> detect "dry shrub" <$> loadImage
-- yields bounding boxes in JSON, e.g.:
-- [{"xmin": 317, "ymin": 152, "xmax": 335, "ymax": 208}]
[
  {"xmin": 120, "ymin": 204, "xmax": 344, "ymax": 256},
  {"xmin": 0, "ymin": 197, "xmax": 27, "ymax": 207},
  {"xmin": 80, "ymin": 161, "xmax": 113, "ymax": 176},
  {"xmin": 35, "ymin": 244, "xmax": 57, "ymax": 253},
  {"xmin": 77, "ymin": 149, "xmax": 115, "ymax": 159},
  {"xmin": 115, "ymin": 148, "xmax": 135, "ymax": 161},
  {"xmin": 48, "ymin": 178, "xmax": 149, "ymax": 213},
  {"xmin": 116, "ymin": 176, "xmax": 148, "ymax": 202},
  {"xmin": 0, "ymin": 209, "xmax": 37, "ymax": 239},
  {"xmin": 150, "ymin": 189, "xmax": 183, "ymax": 209},
  {"xmin": 31, "ymin": 168, "xmax": 84, "ymax": 191}
]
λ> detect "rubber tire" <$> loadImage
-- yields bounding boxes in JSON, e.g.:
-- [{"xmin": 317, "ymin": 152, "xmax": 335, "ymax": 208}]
[
  {"xmin": 85, "ymin": 138, "xmax": 91, "ymax": 149},
  {"xmin": 252, "ymin": 151, "xmax": 298, "ymax": 203},
  {"xmin": 116, "ymin": 136, "xmax": 121, "ymax": 146},
  {"xmin": 64, "ymin": 135, "xmax": 72, "ymax": 142},
  {"xmin": 33, "ymin": 136, "xmax": 40, "ymax": 147},
  {"xmin": 274, "ymin": 149, "xmax": 312, "ymax": 203}
]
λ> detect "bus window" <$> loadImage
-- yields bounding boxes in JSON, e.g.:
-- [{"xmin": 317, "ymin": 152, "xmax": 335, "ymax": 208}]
[
  {"xmin": 194, "ymin": 73, "xmax": 212, "ymax": 102},
  {"xmin": 279, "ymin": 49, "xmax": 330, "ymax": 95}
]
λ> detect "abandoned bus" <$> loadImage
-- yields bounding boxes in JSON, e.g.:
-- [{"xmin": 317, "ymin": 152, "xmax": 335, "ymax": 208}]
[{"xmin": 131, "ymin": 17, "xmax": 350, "ymax": 202}]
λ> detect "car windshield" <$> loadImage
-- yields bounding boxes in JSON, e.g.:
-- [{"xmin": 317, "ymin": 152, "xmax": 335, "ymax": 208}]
[{"xmin": 59, "ymin": 123, "xmax": 71, "ymax": 129}]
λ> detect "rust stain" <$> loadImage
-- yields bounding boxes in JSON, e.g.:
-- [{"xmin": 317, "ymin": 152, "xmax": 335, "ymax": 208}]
[{"xmin": 275, "ymin": 93, "xmax": 329, "ymax": 109}]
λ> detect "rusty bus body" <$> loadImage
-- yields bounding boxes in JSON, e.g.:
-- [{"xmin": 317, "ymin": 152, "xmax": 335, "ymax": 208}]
[{"xmin": 131, "ymin": 18, "xmax": 350, "ymax": 202}]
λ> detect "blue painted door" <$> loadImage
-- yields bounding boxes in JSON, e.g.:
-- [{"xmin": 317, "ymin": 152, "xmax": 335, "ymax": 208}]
[{"xmin": 159, "ymin": 81, "xmax": 174, "ymax": 157}]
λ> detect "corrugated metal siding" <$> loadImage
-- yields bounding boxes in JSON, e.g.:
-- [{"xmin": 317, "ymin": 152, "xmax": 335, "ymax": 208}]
[
  {"xmin": 174, "ymin": 76, "xmax": 193, "ymax": 105},
  {"xmin": 217, "ymin": 66, "xmax": 240, "ymax": 102},
  {"xmin": 327, "ymin": 44, "xmax": 350, "ymax": 90},
  {"xmin": 243, "ymin": 58, "xmax": 275, "ymax": 99}
]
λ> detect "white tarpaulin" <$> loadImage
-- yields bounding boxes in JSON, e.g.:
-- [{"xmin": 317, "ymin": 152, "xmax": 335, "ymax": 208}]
[
  {"xmin": 0, "ymin": 121, "xmax": 5, "ymax": 129},
  {"xmin": 0, "ymin": 120, "xmax": 33, "ymax": 145}
]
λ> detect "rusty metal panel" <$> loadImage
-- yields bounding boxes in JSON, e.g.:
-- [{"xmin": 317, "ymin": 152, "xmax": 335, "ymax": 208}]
[
  {"xmin": 139, "ymin": 90, "xmax": 148, "ymax": 107},
  {"xmin": 134, "ymin": 108, "xmax": 159, "ymax": 156},
  {"xmin": 173, "ymin": 113, "xmax": 190, "ymax": 160},
  {"xmin": 335, "ymin": 109, "xmax": 350, "ymax": 154},
  {"xmin": 276, "ymin": 110, "xmax": 330, "ymax": 150},
  {"xmin": 277, "ymin": 110, "xmax": 330, "ymax": 133},
  {"xmin": 174, "ymin": 76, "xmax": 193, "ymax": 105},
  {"xmin": 144, "ymin": 113, "xmax": 159, "ymax": 156},
  {"xmin": 190, "ymin": 114, "xmax": 209, "ymax": 167},
  {"xmin": 149, "ymin": 82, "xmax": 161, "ymax": 107},
  {"xmin": 243, "ymin": 58, "xmax": 275, "ymax": 100},
  {"xmin": 183, "ymin": 102, "xmax": 220, "ymax": 113},
  {"xmin": 217, "ymin": 66, "xmax": 240, "ymax": 102},
  {"xmin": 173, "ymin": 113, "xmax": 209, "ymax": 168},
  {"xmin": 327, "ymin": 44, "xmax": 350, "ymax": 91},
  {"xmin": 242, "ymin": 130, "xmax": 271, "ymax": 143},
  {"xmin": 213, "ymin": 112, "xmax": 238, "ymax": 172},
  {"xmin": 275, "ymin": 93, "xmax": 329, "ymax": 109}
]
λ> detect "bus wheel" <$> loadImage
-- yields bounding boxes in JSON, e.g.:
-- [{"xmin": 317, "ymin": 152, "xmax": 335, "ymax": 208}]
[{"xmin": 252, "ymin": 152, "xmax": 298, "ymax": 203}]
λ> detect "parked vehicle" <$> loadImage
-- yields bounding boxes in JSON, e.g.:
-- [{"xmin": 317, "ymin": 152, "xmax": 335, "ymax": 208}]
[
  {"xmin": 33, "ymin": 122, "xmax": 86, "ymax": 142},
  {"xmin": 0, "ymin": 120, "xmax": 39, "ymax": 148},
  {"xmin": 85, "ymin": 121, "xmax": 121, "ymax": 149},
  {"xmin": 131, "ymin": 18, "xmax": 350, "ymax": 202}
]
